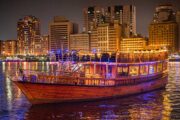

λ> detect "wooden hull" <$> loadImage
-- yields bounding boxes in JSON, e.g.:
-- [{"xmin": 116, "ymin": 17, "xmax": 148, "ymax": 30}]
[{"xmin": 13, "ymin": 76, "xmax": 167, "ymax": 105}]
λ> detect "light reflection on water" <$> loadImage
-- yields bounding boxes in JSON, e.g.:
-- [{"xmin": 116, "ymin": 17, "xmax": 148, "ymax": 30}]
[{"xmin": 0, "ymin": 62, "xmax": 180, "ymax": 120}]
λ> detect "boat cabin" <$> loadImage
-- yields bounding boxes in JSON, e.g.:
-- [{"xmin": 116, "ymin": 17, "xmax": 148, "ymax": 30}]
[
  {"xmin": 82, "ymin": 60, "xmax": 167, "ymax": 79},
  {"xmin": 16, "ymin": 60, "xmax": 167, "ymax": 87}
]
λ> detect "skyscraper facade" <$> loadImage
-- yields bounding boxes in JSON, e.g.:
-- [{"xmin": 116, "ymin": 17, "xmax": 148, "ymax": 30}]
[
  {"xmin": 0, "ymin": 40, "xmax": 3, "ymax": 55},
  {"xmin": 17, "ymin": 16, "xmax": 40, "ymax": 55},
  {"xmin": 41, "ymin": 35, "xmax": 49, "ymax": 55},
  {"xmin": 49, "ymin": 16, "xmax": 73, "ymax": 52},
  {"xmin": 149, "ymin": 4, "xmax": 178, "ymax": 52},
  {"xmin": 149, "ymin": 22, "xmax": 178, "ymax": 52},
  {"xmin": 176, "ymin": 11, "xmax": 180, "ymax": 51},
  {"xmin": 32, "ymin": 35, "xmax": 42, "ymax": 55},
  {"xmin": 0, "ymin": 40, "xmax": 17, "ymax": 56},
  {"xmin": 89, "ymin": 30, "xmax": 98, "ymax": 51},
  {"xmin": 90, "ymin": 22, "xmax": 122, "ymax": 53},
  {"xmin": 83, "ymin": 6, "xmax": 105, "ymax": 32},
  {"xmin": 83, "ymin": 5, "xmax": 136, "ymax": 37},
  {"xmin": 120, "ymin": 37, "xmax": 147, "ymax": 52},
  {"xmin": 70, "ymin": 33, "xmax": 90, "ymax": 52},
  {"xmin": 123, "ymin": 5, "xmax": 136, "ymax": 37}
]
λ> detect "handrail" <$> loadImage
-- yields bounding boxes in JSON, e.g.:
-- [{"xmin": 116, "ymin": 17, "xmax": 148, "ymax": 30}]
[
  {"xmin": 17, "ymin": 70, "xmax": 167, "ymax": 87},
  {"xmin": 15, "ymin": 60, "xmax": 168, "ymax": 86},
  {"xmin": 21, "ymin": 69, "xmax": 166, "ymax": 80}
]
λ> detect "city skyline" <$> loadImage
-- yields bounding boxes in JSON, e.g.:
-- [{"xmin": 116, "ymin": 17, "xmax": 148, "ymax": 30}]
[{"xmin": 0, "ymin": 0, "xmax": 180, "ymax": 40}]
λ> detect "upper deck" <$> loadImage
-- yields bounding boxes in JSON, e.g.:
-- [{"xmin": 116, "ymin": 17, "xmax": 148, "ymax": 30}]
[{"xmin": 13, "ymin": 60, "xmax": 168, "ymax": 87}]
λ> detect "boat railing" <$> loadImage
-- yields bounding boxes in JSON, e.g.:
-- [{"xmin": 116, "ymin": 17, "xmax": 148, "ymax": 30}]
[{"xmin": 16, "ymin": 70, "xmax": 167, "ymax": 87}]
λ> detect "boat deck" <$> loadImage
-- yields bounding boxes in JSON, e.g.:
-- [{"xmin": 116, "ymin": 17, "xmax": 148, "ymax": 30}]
[
  {"xmin": 13, "ymin": 60, "xmax": 168, "ymax": 87},
  {"xmin": 13, "ymin": 71, "xmax": 167, "ymax": 87}
]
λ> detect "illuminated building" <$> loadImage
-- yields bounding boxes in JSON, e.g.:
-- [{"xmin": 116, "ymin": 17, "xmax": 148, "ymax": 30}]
[
  {"xmin": 41, "ymin": 35, "xmax": 49, "ymax": 55},
  {"xmin": 123, "ymin": 5, "xmax": 136, "ymax": 37},
  {"xmin": 49, "ymin": 16, "xmax": 73, "ymax": 52},
  {"xmin": 149, "ymin": 22, "xmax": 178, "ymax": 52},
  {"xmin": 112, "ymin": 6, "xmax": 123, "ymax": 24},
  {"xmin": 70, "ymin": 22, "xmax": 121, "ymax": 53},
  {"xmin": 83, "ymin": 6, "xmax": 104, "ymax": 32},
  {"xmin": 90, "ymin": 21, "xmax": 121, "ymax": 53},
  {"xmin": 33, "ymin": 35, "xmax": 49, "ymax": 55},
  {"xmin": 0, "ymin": 40, "xmax": 2, "ymax": 55},
  {"xmin": 83, "ymin": 5, "xmax": 136, "ymax": 37},
  {"xmin": 149, "ymin": 22, "xmax": 178, "ymax": 51},
  {"xmin": 149, "ymin": 4, "xmax": 178, "ymax": 52},
  {"xmin": 90, "ymin": 30, "xmax": 98, "ymax": 51},
  {"xmin": 32, "ymin": 35, "xmax": 42, "ymax": 55},
  {"xmin": 70, "ymin": 33, "xmax": 90, "ymax": 52},
  {"xmin": 17, "ymin": 16, "xmax": 40, "ymax": 55},
  {"xmin": 0, "ymin": 40, "xmax": 4, "ymax": 55},
  {"xmin": 120, "ymin": 37, "xmax": 147, "ymax": 52},
  {"xmin": 0, "ymin": 40, "xmax": 17, "ymax": 56},
  {"xmin": 176, "ymin": 11, "xmax": 180, "ymax": 51}
]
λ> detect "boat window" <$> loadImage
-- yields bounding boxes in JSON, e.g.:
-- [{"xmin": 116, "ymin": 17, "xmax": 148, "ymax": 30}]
[
  {"xmin": 129, "ymin": 66, "xmax": 139, "ymax": 76},
  {"xmin": 96, "ymin": 65, "xmax": 106, "ymax": 78},
  {"xmin": 117, "ymin": 66, "xmax": 128, "ymax": 76},
  {"xmin": 157, "ymin": 63, "xmax": 162, "ymax": 72},
  {"xmin": 140, "ymin": 65, "xmax": 148, "ymax": 75},
  {"xmin": 149, "ymin": 64, "xmax": 156, "ymax": 74},
  {"xmin": 85, "ymin": 65, "xmax": 90, "ymax": 77},
  {"xmin": 117, "ymin": 66, "xmax": 122, "ymax": 77},
  {"xmin": 117, "ymin": 66, "xmax": 123, "ymax": 74},
  {"xmin": 107, "ymin": 66, "xmax": 112, "ymax": 78},
  {"xmin": 122, "ymin": 67, "xmax": 128, "ymax": 73},
  {"xmin": 108, "ymin": 66, "xmax": 112, "ymax": 73}
]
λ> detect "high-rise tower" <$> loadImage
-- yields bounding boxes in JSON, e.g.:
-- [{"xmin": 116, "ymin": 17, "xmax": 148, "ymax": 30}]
[
  {"xmin": 176, "ymin": 11, "xmax": 180, "ymax": 51},
  {"xmin": 149, "ymin": 4, "xmax": 178, "ymax": 52},
  {"xmin": 123, "ymin": 5, "xmax": 136, "ymax": 37},
  {"xmin": 49, "ymin": 16, "xmax": 73, "ymax": 52},
  {"xmin": 17, "ymin": 16, "xmax": 40, "ymax": 55},
  {"xmin": 83, "ymin": 5, "xmax": 136, "ymax": 37}
]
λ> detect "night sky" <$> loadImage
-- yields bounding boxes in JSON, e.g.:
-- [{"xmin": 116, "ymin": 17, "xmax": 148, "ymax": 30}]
[{"xmin": 0, "ymin": 0, "xmax": 180, "ymax": 40}]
